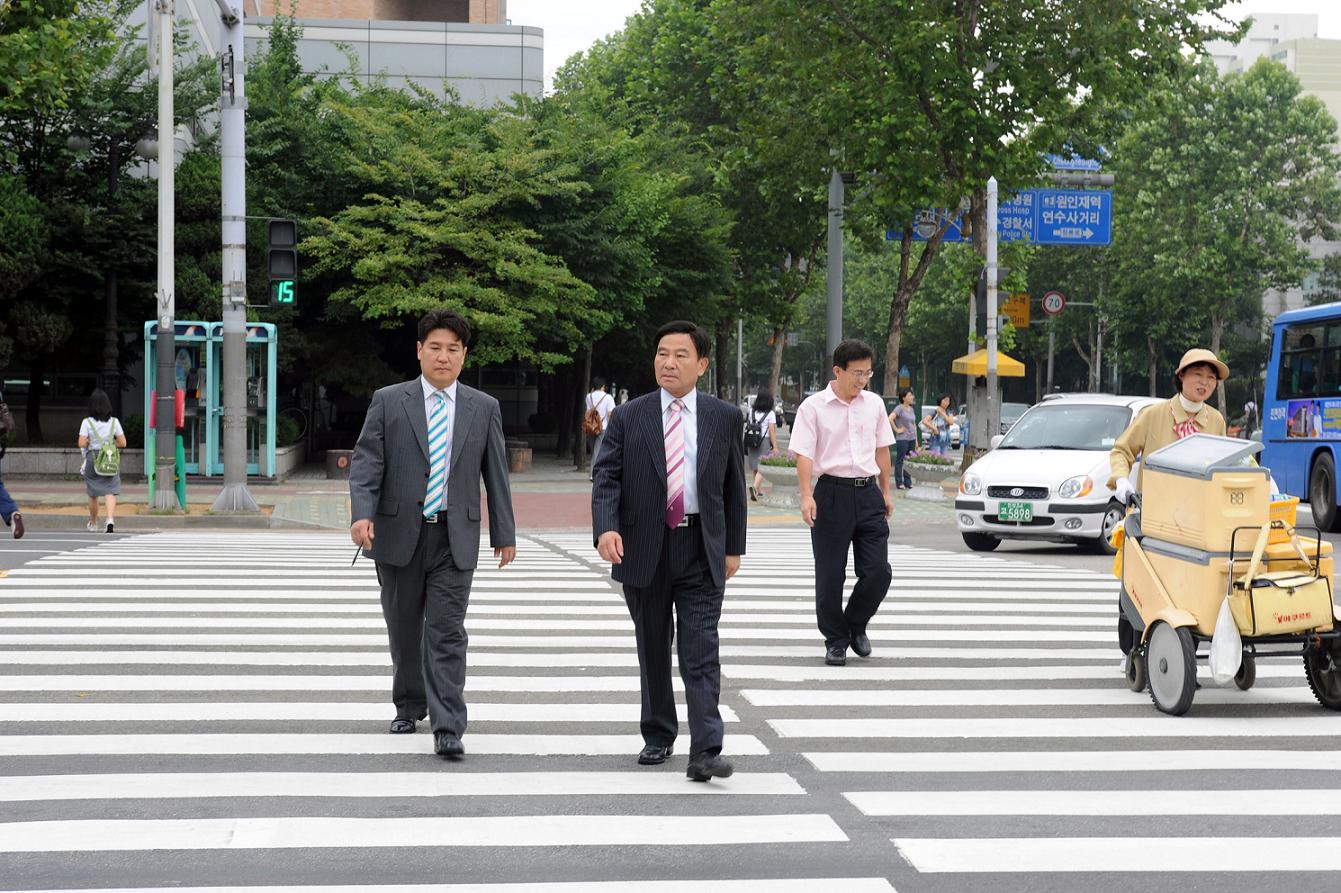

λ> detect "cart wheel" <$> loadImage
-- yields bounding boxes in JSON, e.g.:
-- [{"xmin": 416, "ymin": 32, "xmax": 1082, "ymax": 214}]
[
  {"xmin": 961, "ymin": 532, "xmax": 1000, "ymax": 552},
  {"xmin": 1234, "ymin": 652, "xmax": 1256, "ymax": 691},
  {"xmin": 1304, "ymin": 641, "xmax": 1341, "ymax": 710},
  {"xmin": 1125, "ymin": 647, "xmax": 1147, "ymax": 693},
  {"xmin": 1146, "ymin": 621, "xmax": 1197, "ymax": 715}
]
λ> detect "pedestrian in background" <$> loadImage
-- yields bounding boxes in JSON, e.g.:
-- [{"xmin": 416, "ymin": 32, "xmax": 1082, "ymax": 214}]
[
  {"xmin": 78, "ymin": 389, "xmax": 126, "ymax": 533},
  {"xmin": 921, "ymin": 394, "xmax": 956, "ymax": 455},
  {"xmin": 744, "ymin": 389, "xmax": 779, "ymax": 502},
  {"xmin": 592, "ymin": 320, "xmax": 747, "ymax": 782},
  {"xmin": 584, "ymin": 377, "xmax": 616, "ymax": 480},
  {"xmin": 889, "ymin": 387, "xmax": 917, "ymax": 490},
  {"xmin": 789, "ymin": 339, "xmax": 894, "ymax": 666},
  {"xmin": 0, "ymin": 389, "xmax": 22, "ymax": 539},
  {"xmin": 349, "ymin": 308, "xmax": 517, "ymax": 760}
]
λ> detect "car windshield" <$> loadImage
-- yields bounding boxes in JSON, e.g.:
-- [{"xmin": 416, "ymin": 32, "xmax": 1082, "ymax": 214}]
[
  {"xmin": 1001, "ymin": 402, "xmax": 1030, "ymax": 421},
  {"xmin": 995, "ymin": 404, "xmax": 1133, "ymax": 451}
]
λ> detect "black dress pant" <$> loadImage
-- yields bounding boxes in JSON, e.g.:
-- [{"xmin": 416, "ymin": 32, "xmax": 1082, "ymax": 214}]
[
  {"xmin": 622, "ymin": 527, "xmax": 725, "ymax": 756},
  {"xmin": 376, "ymin": 520, "xmax": 475, "ymax": 736},
  {"xmin": 810, "ymin": 477, "xmax": 892, "ymax": 649}
]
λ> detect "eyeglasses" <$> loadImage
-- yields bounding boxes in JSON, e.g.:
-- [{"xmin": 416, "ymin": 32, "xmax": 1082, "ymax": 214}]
[{"xmin": 846, "ymin": 369, "xmax": 875, "ymax": 380}]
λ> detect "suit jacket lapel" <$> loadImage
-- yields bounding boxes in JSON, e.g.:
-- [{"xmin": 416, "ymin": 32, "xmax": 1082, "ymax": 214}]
[
  {"xmin": 400, "ymin": 381, "xmax": 430, "ymax": 462},
  {"xmin": 639, "ymin": 394, "xmax": 668, "ymax": 482},
  {"xmin": 450, "ymin": 385, "xmax": 478, "ymax": 471},
  {"xmin": 696, "ymin": 392, "xmax": 717, "ymax": 478}
]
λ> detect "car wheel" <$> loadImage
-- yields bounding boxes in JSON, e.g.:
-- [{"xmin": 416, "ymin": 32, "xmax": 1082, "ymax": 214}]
[
  {"xmin": 961, "ymin": 532, "xmax": 1000, "ymax": 552},
  {"xmin": 1086, "ymin": 501, "xmax": 1124, "ymax": 555},
  {"xmin": 1309, "ymin": 453, "xmax": 1341, "ymax": 532}
]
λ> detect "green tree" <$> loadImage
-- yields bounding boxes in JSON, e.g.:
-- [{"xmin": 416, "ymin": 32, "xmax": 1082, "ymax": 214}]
[
  {"xmin": 715, "ymin": 0, "xmax": 1240, "ymax": 397},
  {"xmin": 1108, "ymin": 58, "xmax": 1341, "ymax": 407}
]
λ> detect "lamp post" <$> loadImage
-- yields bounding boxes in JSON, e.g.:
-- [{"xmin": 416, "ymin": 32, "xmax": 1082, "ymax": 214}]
[{"xmin": 149, "ymin": 0, "xmax": 180, "ymax": 512}]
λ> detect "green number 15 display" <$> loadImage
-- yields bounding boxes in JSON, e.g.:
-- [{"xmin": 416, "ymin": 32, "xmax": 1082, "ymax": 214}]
[{"xmin": 271, "ymin": 279, "xmax": 295, "ymax": 305}]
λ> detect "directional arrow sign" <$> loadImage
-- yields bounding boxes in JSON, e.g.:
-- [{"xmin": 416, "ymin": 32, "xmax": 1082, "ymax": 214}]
[{"xmin": 1035, "ymin": 189, "xmax": 1111, "ymax": 246}]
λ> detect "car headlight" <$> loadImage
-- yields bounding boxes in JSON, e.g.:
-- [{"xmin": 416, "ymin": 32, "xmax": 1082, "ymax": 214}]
[
  {"xmin": 1058, "ymin": 475, "xmax": 1092, "ymax": 499},
  {"xmin": 960, "ymin": 472, "xmax": 982, "ymax": 496}
]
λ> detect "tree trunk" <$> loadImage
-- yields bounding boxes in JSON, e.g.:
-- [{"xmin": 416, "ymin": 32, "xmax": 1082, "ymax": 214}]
[
  {"xmin": 768, "ymin": 327, "xmax": 785, "ymax": 404},
  {"xmin": 883, "ymin": 225, "xmax": 947, "ymax": 395},
  {"xmin": 1210, "ymin": 311, "xmax": 1227, "ymax": 414},
  {"xmin": 1071, "ymin": 321, "xmax": 1096, "ymax": 395},
  {"xmin": 1147, "ymin": 336, "xmax": 1159, "ymax": 397},
  {"xmin": 24, "ymin": 357, "xmax": 43, "ymax": 444},
  {"xmin": 574, "ymin": 349, "xmax": 592, "ymax": 470}
]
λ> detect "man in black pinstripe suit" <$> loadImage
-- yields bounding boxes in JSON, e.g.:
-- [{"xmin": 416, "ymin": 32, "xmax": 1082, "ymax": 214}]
[{"xmin": 592, "ymin": 321, "xmax": 748, "ymax": 782}]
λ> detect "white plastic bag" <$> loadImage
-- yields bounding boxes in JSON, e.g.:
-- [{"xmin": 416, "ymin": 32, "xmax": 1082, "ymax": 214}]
[{"xmin": 1209, "ymin": 597, "xmax": 1243, "ymax": 684}]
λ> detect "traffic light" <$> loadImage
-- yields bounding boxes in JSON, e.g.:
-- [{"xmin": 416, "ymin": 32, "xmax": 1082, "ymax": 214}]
[
  {"xmin": 974, "ymin": 265, "xmax": 1011, "ymax": 336},
  {"xmin": 267, "ymin": 218, "xmax": 297, "ymax": 306}
]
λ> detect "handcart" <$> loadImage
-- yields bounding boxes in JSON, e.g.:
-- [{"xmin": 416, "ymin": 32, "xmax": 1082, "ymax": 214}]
[{"xmin": 1114, "ymin": 434, "xmax": 1341, "ymax": 715}]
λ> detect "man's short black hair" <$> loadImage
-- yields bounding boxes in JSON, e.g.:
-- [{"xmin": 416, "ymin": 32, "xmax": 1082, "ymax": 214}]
[
  {"xmin": 833, "ymin": 338, "xmax": 874, "ymax": 369},
  {"xmin": 418, "ymin": 308, "xmax": 472, "ymax": 345},
  {"xmin": 654, "ymin": 320, "xmax": 710, "ymax": 359}
]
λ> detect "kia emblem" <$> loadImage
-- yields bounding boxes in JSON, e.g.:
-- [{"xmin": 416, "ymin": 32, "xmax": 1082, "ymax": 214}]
[{"xmin": 1010, "ymin": 487, "xmax": 1024, "ymax": 497}]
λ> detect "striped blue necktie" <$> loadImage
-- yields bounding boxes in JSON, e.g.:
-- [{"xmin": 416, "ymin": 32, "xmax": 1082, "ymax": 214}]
[{"xmin": 423, "ymin": 391, "xmax": 449, "ymax": 518}]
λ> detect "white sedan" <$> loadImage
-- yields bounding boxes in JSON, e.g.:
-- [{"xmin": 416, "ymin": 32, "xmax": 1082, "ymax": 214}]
[{"xmin": 954, "ymin": 394, "xmax": 1161, "ymax": 553}]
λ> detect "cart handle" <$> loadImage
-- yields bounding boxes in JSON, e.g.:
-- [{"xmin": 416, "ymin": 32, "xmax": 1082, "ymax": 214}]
[{"xmin": 1238, "ymin": 523, "xmax": 1271, "ymax": 589}]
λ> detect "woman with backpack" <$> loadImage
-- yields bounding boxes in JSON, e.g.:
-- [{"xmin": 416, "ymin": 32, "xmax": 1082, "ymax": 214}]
[
  {"xmin": 744, "ymin": 390, "xmax": 779, "ymax": 502},
  {"xmin": 78, "ymin": 389, "xmax": 127, "ymax": 533}
]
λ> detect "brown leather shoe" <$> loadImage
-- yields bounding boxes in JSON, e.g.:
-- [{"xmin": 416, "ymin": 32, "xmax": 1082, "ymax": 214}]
[{"xmin": 10, "ymin": 512, "xmax": 22, "ymax": 540}]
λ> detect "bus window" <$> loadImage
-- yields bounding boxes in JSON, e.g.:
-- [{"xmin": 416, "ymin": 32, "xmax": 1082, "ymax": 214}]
[
  {"xmin": 1320, "ymin": 348, "xmax": 1341, "ymax": 397},
  {"xmin": 1279, "ymin": 348, "xmax": 1319, "ymax": 398}
]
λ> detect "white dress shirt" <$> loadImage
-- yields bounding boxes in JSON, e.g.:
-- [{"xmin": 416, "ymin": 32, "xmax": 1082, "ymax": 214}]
[
  {"xmin": 420, "ymin": 376, "xmax": 459, "ymax": 508},
  {"xmin": 660, "ymin": 387, "xmax": 700, "ymax": 515}
]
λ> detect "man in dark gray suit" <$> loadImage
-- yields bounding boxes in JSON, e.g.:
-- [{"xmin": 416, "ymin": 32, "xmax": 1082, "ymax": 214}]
[
  {"xmin": 592, "ymin": 320, "xmax": 747, "ymax": 782},
  {"xmin": 350, "ymin": 309, "xmax": 516, "ymax": 760}
]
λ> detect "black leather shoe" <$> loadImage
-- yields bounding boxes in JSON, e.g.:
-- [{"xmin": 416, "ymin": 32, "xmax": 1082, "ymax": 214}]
[
  {"xmin": 825, "ymin": 645, "xmax": 847, "ymax": 666},
  {"xmin": 434, "ymin": 732, "xmax": 465, "ymax": 759},
  {"xmin": 686, "ymin": 752, "xmax": 734, "ymax": 782},
  {"xmin": 389, "ymin": 718, "xmax": 417, "ymax": 733},
  {"xmin": 637, "ymin": 743, "xmax": 674, "ymax": 765},
  {"xmin": 851, "ymin": 630, "xmax": 872, "ymax": 658}
]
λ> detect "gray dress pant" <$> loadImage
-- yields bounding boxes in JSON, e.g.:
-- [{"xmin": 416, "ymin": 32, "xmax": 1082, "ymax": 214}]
[{"xmin": 376, "ymin": 520, "xmax": 475, "ymax": 736}]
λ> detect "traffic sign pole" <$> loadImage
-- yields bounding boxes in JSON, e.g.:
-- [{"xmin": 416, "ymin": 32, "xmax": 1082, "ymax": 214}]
[{"xmin": 1041, "ymin": 290, "xmax": 1066, "ymax": 394}]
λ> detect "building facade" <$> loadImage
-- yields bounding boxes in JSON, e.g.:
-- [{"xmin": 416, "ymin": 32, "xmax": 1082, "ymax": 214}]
[{"xmin": 251, "ymin": 1, "xmax": 507, "ymax": 24}]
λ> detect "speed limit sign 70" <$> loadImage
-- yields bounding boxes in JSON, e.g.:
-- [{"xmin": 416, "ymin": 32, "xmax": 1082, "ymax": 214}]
[{"xmin": 1041, "ymin": 290, "xmax": 1067, "ymax": 316}]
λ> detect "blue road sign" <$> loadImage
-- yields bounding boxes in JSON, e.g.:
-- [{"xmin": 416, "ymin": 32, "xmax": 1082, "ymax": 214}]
[
  {"xmin": 897, "ymin": 188, "xmax": 1111, "ymax": 246},
  {"xmin": 1035, "ymin": 188, "xmax": 1111, "ymax": 245},
  {"xmin": 1045, "ymin": 153, "xmax": 1103, "ymax": 172}
]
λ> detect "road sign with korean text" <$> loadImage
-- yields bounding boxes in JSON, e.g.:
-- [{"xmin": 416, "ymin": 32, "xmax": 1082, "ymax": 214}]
[
  {"xmin": 1035, "ymin": 189, "xmax": 1111, "ymax": 245},
  {"xmin": 1002, "ymin": 292, "xmax": 1030, "ymax": 328}
]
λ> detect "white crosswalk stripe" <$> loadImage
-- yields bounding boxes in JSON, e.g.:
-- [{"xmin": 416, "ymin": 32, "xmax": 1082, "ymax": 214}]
[{"xmin": 5, "ymin": 526, "xmax": 1339, "ymax": 890}]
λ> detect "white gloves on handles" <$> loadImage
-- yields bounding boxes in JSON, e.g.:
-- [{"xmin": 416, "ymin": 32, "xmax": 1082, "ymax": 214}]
[{"xmin": 1114, "ymin": 477, "xmax": 1135, "ymax": 506}]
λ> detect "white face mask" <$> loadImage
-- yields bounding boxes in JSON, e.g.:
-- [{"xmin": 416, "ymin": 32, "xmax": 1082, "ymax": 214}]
[{"xmin": 1178, "ymin": 394, "xmax": 1204, "ymax": 414}]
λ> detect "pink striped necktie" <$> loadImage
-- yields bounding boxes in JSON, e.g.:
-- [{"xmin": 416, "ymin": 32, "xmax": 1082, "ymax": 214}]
[{"xmin": 665, "ymin": 398, "xmax": 685, "ymax": 529}]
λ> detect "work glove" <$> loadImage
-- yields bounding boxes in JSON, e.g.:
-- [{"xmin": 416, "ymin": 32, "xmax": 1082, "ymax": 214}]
[{"xmin": 1114, "ymin": 477, "xmax": 1135, "ymax": 506}]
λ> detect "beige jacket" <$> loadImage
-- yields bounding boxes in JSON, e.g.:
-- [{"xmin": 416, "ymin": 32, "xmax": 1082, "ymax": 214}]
[{"xmin": 1107, "ymin": 396, "xmax": 1227, "ymax": 489}]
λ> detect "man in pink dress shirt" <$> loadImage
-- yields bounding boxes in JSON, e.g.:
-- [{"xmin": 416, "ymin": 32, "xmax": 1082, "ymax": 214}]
[{"xmin": 789, "ymin": 339, "xmax": 895, "ymax": 666}]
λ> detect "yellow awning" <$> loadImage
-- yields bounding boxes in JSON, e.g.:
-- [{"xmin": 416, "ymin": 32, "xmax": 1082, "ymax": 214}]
[{"xmin": 951, "ymin": 348, "xmax": 1026, "ymax": 378}]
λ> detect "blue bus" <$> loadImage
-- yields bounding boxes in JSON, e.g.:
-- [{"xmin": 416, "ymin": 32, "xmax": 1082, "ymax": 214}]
[{"xmin": 1262, "ymin": 301, "xmax": 1341, "ymax": 530}]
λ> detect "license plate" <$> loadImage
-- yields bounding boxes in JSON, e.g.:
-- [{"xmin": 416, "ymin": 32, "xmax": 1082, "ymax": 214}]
[{"xmin": 998, "ymin": 501, "xmax": 1033, "ymax": 522}]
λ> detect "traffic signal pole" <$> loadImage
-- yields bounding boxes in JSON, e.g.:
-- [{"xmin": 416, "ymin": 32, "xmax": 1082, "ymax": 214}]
[
  {"xmin": 211, "ymin": 1, "xmax": 259, "ymax": 513},
  {"xmin": 150, "ymin": 0, "xmax": 180, "ymax": 512}
]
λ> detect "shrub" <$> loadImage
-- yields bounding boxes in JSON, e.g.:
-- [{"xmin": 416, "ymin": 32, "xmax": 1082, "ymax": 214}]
[
  {"xmin": 760, "ymin": 453, "xmax": 798, "ymax": 468},
  {"xmin": 123, "ymin": 414, "xmax": 145, "ymax": 449},
  {"xmin": 905, "ymin": 453, "xmax": 957, "ymax": 466},
  {"xmin": 275, "ymin": 413, "xmax": 301, "ymax": 447}
]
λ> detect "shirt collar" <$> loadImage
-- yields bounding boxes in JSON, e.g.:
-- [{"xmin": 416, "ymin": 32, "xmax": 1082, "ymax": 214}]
[
  {"xmin": 1169, "ymin": 395, "xmax": 1200, "ymax": 424},
  {"xmin": 421, "ymin": 376, "xmax": 458, "ymax": 403},
  {"xmin": 661, "ymin": 387, "xmax": 698, "ymax": 414},
  {"xmin": 822, "ymin": 382, "xmax": 870, "ymax": 405}
]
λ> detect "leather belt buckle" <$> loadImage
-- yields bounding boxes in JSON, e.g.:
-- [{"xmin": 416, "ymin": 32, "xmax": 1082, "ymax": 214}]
[
  {"xmin": 423, "ymin": 511, "xmax": 447, "ymax": 524},
  {"xmin": 853, "ymin": 477, "xmax": 871, "ymax": 487},
  {"xmin": 676, "ymin": 513, "xmax": 700, "ymax": 528}
]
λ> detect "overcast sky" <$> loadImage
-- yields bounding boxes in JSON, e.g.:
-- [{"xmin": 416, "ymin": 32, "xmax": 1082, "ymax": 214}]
[{"xmin": 507, "ymin": 2, "xmax": 1340, "ymax": 92}]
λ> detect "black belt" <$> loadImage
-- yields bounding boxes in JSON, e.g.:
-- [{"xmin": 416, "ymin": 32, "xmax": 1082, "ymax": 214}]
[
  {"xmin": 673, "ymin": 513, "xmax": 700, "ymax": 528},
  {"xmin": 423, "ymin": 511, "xmax": 450, "ymax": 524},
  {"xmin": 819, "ymin": 474, "xmax": 873, "ymax": 488}
]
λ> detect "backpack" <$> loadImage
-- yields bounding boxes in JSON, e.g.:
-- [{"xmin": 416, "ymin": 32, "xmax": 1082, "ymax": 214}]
[
  {"xmin": 742, "ymin": 411, "xmax": 765, "ymax": 451},
  {"xmin": 89, "ymin": 418, "xmax": 121, "ymax": 476},
  {"xmin": 582, "ymin": 394, "xmax": 604, "ymax": 436}
]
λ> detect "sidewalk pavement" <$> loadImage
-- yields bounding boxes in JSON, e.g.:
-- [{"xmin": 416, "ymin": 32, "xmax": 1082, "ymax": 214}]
[{"xmin": 2, "ymin": 450, "xmax": 950, "ymax": 532}]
